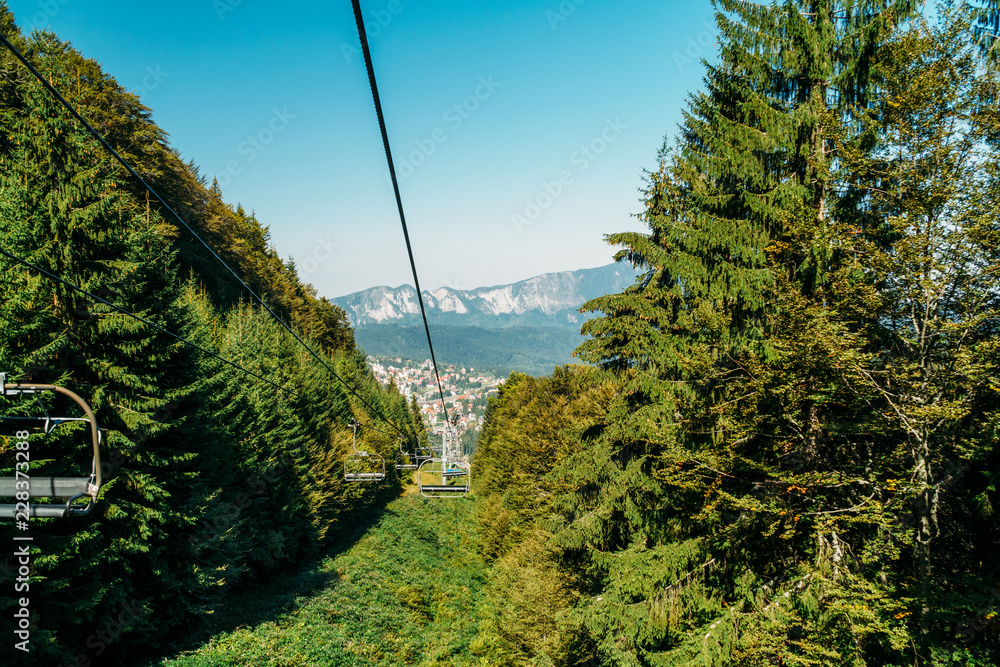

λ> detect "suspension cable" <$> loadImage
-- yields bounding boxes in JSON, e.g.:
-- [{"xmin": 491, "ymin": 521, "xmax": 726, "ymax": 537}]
[
  {"xmin": 0, "ymin": 31, "xmax": 406, "ymax": 437},
  {"xmin": 351, "ymin": 0, "xmax": 453, "ymax": 431}
]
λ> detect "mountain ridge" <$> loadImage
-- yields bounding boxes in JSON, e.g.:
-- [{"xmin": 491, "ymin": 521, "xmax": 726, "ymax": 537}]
[{"xmin": 332, "ymin": 263, "xmax": 639, "ymax": 329}]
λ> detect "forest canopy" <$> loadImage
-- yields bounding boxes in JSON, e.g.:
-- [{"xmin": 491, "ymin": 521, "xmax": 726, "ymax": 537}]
[{"xmin": 471, "ymin": 2, "xmax": 1000, "ymax": 666}]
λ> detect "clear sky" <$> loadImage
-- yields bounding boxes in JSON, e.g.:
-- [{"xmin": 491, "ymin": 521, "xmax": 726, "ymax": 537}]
[{"xmin": 7, "ymin": 0, "xmax": 719, "ymax": 297}]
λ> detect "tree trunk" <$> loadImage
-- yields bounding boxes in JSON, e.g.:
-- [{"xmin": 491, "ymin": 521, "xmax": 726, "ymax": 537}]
[{"xmin": 914, "ymin": 430, "xmax": 936, "ymax": 662}]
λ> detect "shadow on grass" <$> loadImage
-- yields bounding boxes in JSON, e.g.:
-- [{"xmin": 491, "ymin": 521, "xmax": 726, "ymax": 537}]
[{"xmin": 143, "ymin": 484, "xmax": 405, "ymax": 666}]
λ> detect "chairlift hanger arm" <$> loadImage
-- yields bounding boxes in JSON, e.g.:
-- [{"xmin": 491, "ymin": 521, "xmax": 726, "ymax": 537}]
[
  {"xmin": 2, "ymin": 374, "xmax": 102, "ymax": 494},
  {"xmin": 1, "ymin": 374, "xmax": 103, "ymax": 517},
  {"xmin": 344, "ymin": 418, "xmax": 386, "ymax": 482}
]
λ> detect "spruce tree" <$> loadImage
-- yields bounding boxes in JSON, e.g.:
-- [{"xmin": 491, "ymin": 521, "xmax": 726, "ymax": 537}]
[
  {"xmin": 569, "ymin": 1, "xmax": 921, "ymax": 664},
  {"xmin": 0, "ymin": 27, "xmax": 211, "ymax": 663}
]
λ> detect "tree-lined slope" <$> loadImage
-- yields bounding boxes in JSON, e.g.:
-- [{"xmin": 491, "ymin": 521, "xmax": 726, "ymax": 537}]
[
  {"xmin": 0, "ymin": 7, "xmax": 417, "ymax": 665},
  {"xmin": 469, "ymin": 4, "xmax": 1000, "ymax": 666}
]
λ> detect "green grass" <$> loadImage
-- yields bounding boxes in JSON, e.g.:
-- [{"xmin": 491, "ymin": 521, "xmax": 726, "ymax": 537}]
[{"xmin": 155, "ymin": 495, "xmax": 486, "ymax": 667}]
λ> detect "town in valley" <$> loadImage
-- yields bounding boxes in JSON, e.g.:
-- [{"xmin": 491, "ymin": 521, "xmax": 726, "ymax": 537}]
[{"xmin": 367, "ymin": 356, "xmax": 504, "ymax": 454}]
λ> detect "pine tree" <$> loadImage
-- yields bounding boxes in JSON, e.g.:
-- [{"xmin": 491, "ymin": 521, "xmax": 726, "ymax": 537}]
[
  {"xmin": 568, "ymin": 1, "xmax": 922, "ymax": 664},
  {"xmin": 0, "ymin": 27, "xmax": 213, "ymax": 663}
]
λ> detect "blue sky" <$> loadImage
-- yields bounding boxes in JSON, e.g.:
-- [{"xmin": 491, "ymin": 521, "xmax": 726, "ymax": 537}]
[{"xmin": 7, "ymin": 0, "xmax": 718, "ymax": 297}]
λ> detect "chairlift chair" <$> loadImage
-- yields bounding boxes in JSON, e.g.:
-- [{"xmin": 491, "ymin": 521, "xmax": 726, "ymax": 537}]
[
  {"xmin": 442, "ymin": 460, "xmax": 468, "ymax": 478},
  {"xmin": 417, "ymin": 457, "xmax": 470, "ymax": 498},
  {"xmin": 438, "ymin": 428, "xmax": 467, "ymax": 477},
  {"xmin": 394, "ymin": 454, "xmax": 420, "ymax": 471},
  {"xmin": 394, "ymin": 435, "xmax": 431, "ymax": 471},
  {"xmin": 343, "ymin": 419, "xmax": 385, "ymax": 482},
  {"xmin": 0, "ymin": 373, "xmax": 103, "ymax": 518}
]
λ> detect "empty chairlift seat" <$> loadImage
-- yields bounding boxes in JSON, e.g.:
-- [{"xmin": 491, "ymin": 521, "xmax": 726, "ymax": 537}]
[
  {"xmin": 417, "ymin": 458, "xmax": 470, "ymax": 498},
  {"xmin": 394, "ymin": 436, "xmax": 431, "ymax": 471},
  {"xmin": 343, "ymin": 419, "xmax": 385, "ymax": 483},
  {"xmin": 0, "ymin": 374, "xmax": 103, "ymax": 518}
]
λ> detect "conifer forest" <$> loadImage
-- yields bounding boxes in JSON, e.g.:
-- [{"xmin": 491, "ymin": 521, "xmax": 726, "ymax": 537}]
[{"xmin": 2, "ymin": 1, "xmax": 1000, "ymax": 666}]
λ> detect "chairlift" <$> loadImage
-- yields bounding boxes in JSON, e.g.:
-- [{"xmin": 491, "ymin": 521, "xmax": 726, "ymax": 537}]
[
  {"xmin": 440, "ymin": 427, "xmax": 466, "ymax": 476},
  {"xmin": 343, "ymin": 419, "xmax": 385, "ymax": 482},
  {"xmin": 417, "ymin": 457, "xmax": 470, "ymax": 498},
  {"xmin": 394, "ymin": 435, "xmax": 431, "ymax": 471},
  {"xmin": 417, "ymin": 428, "xmax": 469, "ymax": 496},
  {"xmin": 0, "ymin": 373, "xmax": 103, "ymax": 518}
]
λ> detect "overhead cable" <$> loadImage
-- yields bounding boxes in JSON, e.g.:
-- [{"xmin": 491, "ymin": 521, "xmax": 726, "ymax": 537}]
[
  {"xmin": 350, "ymin": 0, "xmax": 453, "ymax": 430},
  {"xmin": 0, "ymin": 32, "xmax": 406, "ymax": 437}
]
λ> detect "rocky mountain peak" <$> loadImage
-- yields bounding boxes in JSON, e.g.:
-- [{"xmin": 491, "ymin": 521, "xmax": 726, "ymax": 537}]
[{"xmin": 331, "ymin": 263, "xmax": 639, "ymax": 329}]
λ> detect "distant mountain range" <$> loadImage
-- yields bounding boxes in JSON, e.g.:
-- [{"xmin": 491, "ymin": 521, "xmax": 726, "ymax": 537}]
[
  {"xmin": 332, "ymin": 264, "xmax": 639, "ymax": 376},
  {"xmin": 332, "ymin": 263, "xmax": 639, "ymax": 329}
]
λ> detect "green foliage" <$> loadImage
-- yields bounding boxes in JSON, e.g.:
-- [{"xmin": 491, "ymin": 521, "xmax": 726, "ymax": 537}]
[
  {"xmin": 157, "ymin": 495, "xmax": 486, "ymax": 667},
  {"xmin": 471, "ymin": 367, "xmax": 614, "ymax": 558},
  {"xmin": 468, "ymin": 367, "xmax": 614, "ymax": 665},
  {"xmin": 0, "ymin": 8, "xmax": 419, "ymax": 664},
  {"xmin": 470, "ymin": 4, "xmax": 1000, "ymax": 667},
  {"xmin": 472, "ymin": 531, "xmax": 588, "ymax": 667}
]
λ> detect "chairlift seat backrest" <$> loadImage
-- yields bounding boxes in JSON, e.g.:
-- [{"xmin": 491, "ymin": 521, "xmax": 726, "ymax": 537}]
[
  {"xmin": 0, "ymin": 375, "xmax": 102, "ymax": 519},
  {"xmin": 343, "ymin": 419, "xmax": 386, "ymax": 483},
  {"xmin": 395, "ymin": 436, "xmax": 432, "ymax": 471}
]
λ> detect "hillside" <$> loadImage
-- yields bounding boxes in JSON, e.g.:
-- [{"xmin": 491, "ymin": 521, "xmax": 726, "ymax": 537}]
[
  {"xmin": 154, "ymin": 495, "xmax": 486, "ymax": 667},
  {"xmin": 0, "ymin": 12, "xmax": 418, "ymax": 666}
]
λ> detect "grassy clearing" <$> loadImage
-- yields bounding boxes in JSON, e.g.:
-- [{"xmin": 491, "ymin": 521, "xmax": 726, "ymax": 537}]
[{"xmin": 155, "ymin": 495, "xmax": 485, "ymax": 667}]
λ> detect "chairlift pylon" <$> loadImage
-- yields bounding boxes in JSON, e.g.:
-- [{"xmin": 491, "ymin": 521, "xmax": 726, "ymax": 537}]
[
  {"xmin": 343, "ymin": 419, "xmax": 385, "ymax": 482},
  {"xmin": 1, "ymin": 373, "xmax": 103, "ymax": 518}
]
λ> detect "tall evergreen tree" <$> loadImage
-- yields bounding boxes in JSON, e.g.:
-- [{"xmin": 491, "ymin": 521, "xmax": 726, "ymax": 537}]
[
  {"xmin": 567, "ymin": 1, "xmax": 922, "ymax": 664},
  {"xmin": 0, "ymin": 28, "xmax": 211, "ymax": 663}
]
